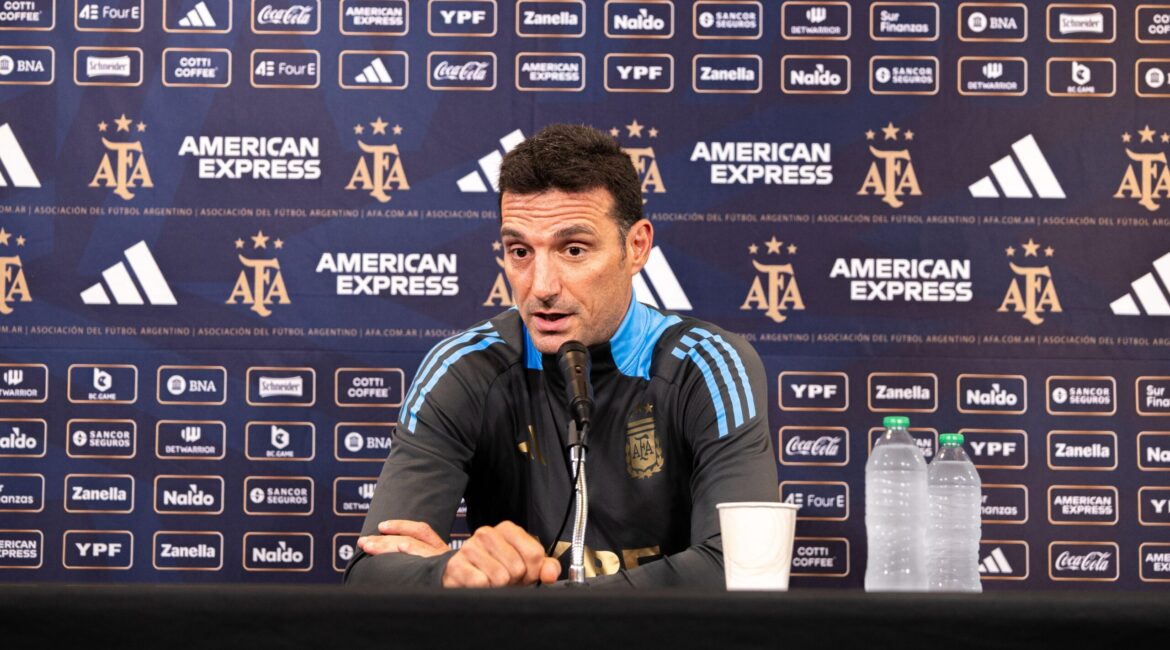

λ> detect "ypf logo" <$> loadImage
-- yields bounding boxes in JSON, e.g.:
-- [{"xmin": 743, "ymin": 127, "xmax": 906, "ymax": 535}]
[
  {"xmin": 226, "ymin": 231, "xmax": 290, "ymax": 318},
  {"xmin": 607, "ymin": 119, "xmax": 665, "ymax": 201},
  {"xmin": 0, "ymin": 228, "xmax": 31, "ymax": 316},
  {"xmin": 346, "ymin": 116, "xmax": 409, "ymax": 203},
  {"xmin": 998, "ymin": 238, "xmax": 1062, "ymax": 325},
  {"xmin": 858, "ymin": 122, "xmax": 921, "ymax": 208},
  {"xmin": 1115, "ymin": 125, "xmax": 1169, "ymax": 212},
  {"xmin": 741, "ymin": 236, "xmax": 804, "ymax": 324},
  {"xmin": 89, "ymin": 113, "xmax": 152, "ymax": 201}
]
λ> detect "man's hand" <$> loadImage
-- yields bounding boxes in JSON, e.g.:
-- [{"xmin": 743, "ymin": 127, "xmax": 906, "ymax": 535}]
[{"xmin": 358, "ymin": 519, "xmax": 561, "ymax": 588}]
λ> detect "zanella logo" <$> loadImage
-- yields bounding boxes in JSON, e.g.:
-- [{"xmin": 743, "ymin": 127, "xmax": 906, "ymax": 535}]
[
  {"xmin": 346, "ymin": 117, "xmax": 409, "ymax": 203},
  {"xmin": 998, "ymin": 238, "xmax": 1061, "ymax": 325},
  {"xmin": 741, "ymin": 236, "xmax": 804, "ymax": 324},
  {"xmin": 858, "ymin": 122, "xmax": 920, "ymax": 208},
  {"xmin": 226, "ymin": 231, "xmax": 290, "ymax": 318},
  {"xmin": 89, "ymin": 114, "xmax": 152, "ymax": 201},
  {"xmin": 608, "ymin": 119, "xmax": 665, "ymax": 200},
  {"xmin": 0, "ymin": 227, "xmax": 31, "ymax": 316},
  {"xmin": 0, "ymin": 123, "xmax": 41, "ymax": 188},
  {"xmin": 1114, "ymin": 125, "xmax": 1169, "ymax": 212}
]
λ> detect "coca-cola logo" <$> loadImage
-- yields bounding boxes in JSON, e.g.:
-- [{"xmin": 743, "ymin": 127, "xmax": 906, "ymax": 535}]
[
  {"xmin": 1054, "ymin": 550, "xmax": 1112, "ymax": 573},
  {"xmin": 433, "ymin": 60, "xmax": 491, "ymax": 81},
  {"xmin": 257, "ymin": 4, "xmax": 316, "ymax": 26},
  {"xmin": 785, "ymin": 435, "xmax": 841, "ymax": 457}
]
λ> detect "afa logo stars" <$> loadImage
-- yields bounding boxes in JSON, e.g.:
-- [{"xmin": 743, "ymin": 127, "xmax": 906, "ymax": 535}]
[
  {"xmin": 998, "ymin": 237, "xmax": 1062, "ymax": 326},
  {"xmin": 0, "ymin": 228, "xmax": 31, "ymax": 316},
  {"xmin": 608, "ymin": 119, "xmax": 665, "ymax": 201},
  {"xmin": 1115, "ymin": 125, "xmax": 1170, "ymax": 212},
  {"xmin": 226, "ymin": 230, "xmax": 290, "ymax": 318},
  {"xmin": 89, "ymin": 114, "xmax": 153, "ymax": 201},
  {"xmin": 858, "ymin": 122, "xmax": 921, "ymax": 208},
  {"xmin": 482, "ymin": 240, "xmax": 512, "ymax": 307},
  {"xmin": 741, "ymin": 236, "xmax": 804, "ymax": 324},
  {"xmin": 346, "ymin": 116, "xmax": 409, "ymax": 203}
]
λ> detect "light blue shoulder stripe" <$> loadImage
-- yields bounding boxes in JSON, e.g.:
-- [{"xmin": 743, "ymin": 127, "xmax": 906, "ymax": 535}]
[
  {"xmin": 401, "ymin": 323, "xmax": 500, "ymax": 431},
  {"xmin": 401, "ymin": 322, "xmax": 495, "ymax": 424},
  {"xmin": 691, "ymin": 327, "xmax": 756, "ymax": 419},
  {"xmin": 672, "ymin": 346, "xmax": 729, "ymax": 438},
  {"xmin": 611, "ymin": 299, "xmax": 682, "ymax": 380}
]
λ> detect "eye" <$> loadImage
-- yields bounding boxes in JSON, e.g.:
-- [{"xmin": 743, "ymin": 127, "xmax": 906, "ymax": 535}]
[
  {"xmin": 566, "ymin": 246, "xmax": 585, "ymax": 257},
  {"xmin": 509, "ymin": 247, "xmax": 529, "ymax": 259}
]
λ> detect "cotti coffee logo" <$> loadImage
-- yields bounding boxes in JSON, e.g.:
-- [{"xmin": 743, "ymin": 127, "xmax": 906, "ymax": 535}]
[
  {"xmin": 154, "ymin": 475, "xmax": 224, "ymax": 515},
  {"xmin": 858, "ymin": 122, "xmax": 921, "ymax": 207},
  {"xmin": 1138, "ymin": 6, "xmax": 1170, "ymax": 43},
  {"xmin": 245, "ymin": 476, "xmax": 314, "ymax": 515},
  {"xmin": 742, "ymin": 237, "xmax": 805, "ymax": 324},
  {"xmin": 153, "ymin": 531, "xmax": 223, "ymax": 571},
  {"xmin": 830, "ymin": 258, "xmax": 970, "ymax": 303},
  {"xmin": 790, "ymin": 538, "xmax": 849, "ymax": 577},
  {"xmin": 0, "ymin": 229, "xmax": 31, "ymax": 317},
  {"xmin": 1114, "ymin": 126, "xmax": 1170, "ymax": 213},
  {"xmin": 690, "ymin": 140, "xmax": 831, "ymax": 185},
  {"xmin": 179, "ymin": 133, "xmax": 320, "ymax": 180},
  {"xmin": 243, "ymin": 533, "xmax": 313, "ymax": 571},
  {"xmin": 227, "ymin": 231, "xmax": 290, "ymax": 318},
  {"xmin": 0, "ymin": 0, "xmax": 54, "ymax": 29},
  {"xmin": 89, "ymin": 113, "xmax": 152, "ymax": 199},
  {"xmin": 346, "ymin": 117, "xmax": 409, "ymax": 202},
  {"xmin": 1049, "ymin": 541, "xmax": 1118, "ymax": 582},
  {"xmin": 998, "ymin": 238, "xmax": 1062, "ymax": 326},
  {"xmin": 162, "ymin": 48, "xmax": 231, "ymax": 88},
  {"xmin": 336, "ymin": 368, "xmax": 405, "ymax": 407}
]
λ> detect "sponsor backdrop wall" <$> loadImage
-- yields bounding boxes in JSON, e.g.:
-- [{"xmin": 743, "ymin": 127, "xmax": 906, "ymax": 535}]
[{"xmin": 1, "ymin": 0, "xmax": 1169, "ymax": 587}]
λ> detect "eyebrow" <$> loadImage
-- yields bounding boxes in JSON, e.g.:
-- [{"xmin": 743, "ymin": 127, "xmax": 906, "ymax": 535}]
[{"xmin": 499, "ymin": 224, "xmax": 599, "ymax": 241}]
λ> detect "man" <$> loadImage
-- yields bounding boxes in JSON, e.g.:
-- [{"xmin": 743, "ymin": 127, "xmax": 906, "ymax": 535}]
[{"xmin": 345, "ymin": 124, "xmax": 776, "ymax": 588}]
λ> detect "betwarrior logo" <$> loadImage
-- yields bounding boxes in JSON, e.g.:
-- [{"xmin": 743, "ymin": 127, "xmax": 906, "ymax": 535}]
[
  {"xmin": 346, "ymin": 116, "xmax": 409, "ymax": 203},
  {"xmin": 858, "ymin": 122, "xmax": 921, "ymax": 208},
  {"xmin": 482, "ymin": 240, "xmax": 512, "ymax": 307},
  {"xmin": 741, "ymin": 236, "xmax": 804, "ymax": 324},
  {"xmin": 1115, "ymin": 125, "xmax": 1170, "ymax": 212},
  {"xmin": 607, "ymin": 119, "xmax": 665, "ymax": 202},
  {"xmin": 89, "ymin": 114, "xmax": 153, "ymax": 200},
  {"xmin": 226, "ymin": 231, "xmax": 290, "ymax": 317},
  {"xmin": 0, "ymin": 228, "xmax": 30, "ymax": 316},
  {"xmin": 998, "ymin": 237, "xmax": 1062, "ymax": 325}
]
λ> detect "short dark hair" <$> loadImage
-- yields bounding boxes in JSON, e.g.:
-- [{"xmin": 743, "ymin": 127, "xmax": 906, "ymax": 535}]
[{"xmin": 497, "ymin": 124, "xmax": 643, "ymax": 237}]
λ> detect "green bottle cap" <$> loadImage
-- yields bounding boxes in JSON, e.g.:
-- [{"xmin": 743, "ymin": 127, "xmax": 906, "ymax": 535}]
[
  {"xmin": 882, "ymin": 415, "xmax": 910, "ymax": 429},
  {"xmin": 939, "ymin": 433, "xmax": 964, "ymax": 446}
]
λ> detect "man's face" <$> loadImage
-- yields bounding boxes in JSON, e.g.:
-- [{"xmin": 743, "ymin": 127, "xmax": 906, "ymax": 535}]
[{"xmin": 500, "ymin": 187, "xmax": 651, "ymax": 354}]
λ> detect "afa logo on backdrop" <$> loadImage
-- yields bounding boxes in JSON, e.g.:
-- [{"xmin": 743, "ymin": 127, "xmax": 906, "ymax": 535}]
[
  {"xmin": 998, "ymin": 238, "xmax": 1062, "ymax": 325},
  {"xmin": 609, "ymin": 119, "xmax": 665, "ymax": 200},
  {"xmin": 858, "ymin": 122, "xmax": 920, "ymax": 208},
  {"xmin": 226, "ymin": 231, "xmax": 290, "ymax": 317},
  {"xmin": 0, "ymin": 228, "xmax": 30, "ymax": 316},
  {"xmin": 346, "ymin": 116, "xmax": 409, "ymax": 203},
  {"xmin": 89, "ymin": 113, "xmax": 152, "ymax": 201},
  {"xmin": 741, "ymin": 236, "xmax": 804, "ymax": 324},
  {"xmin": 1115, "ymin": 125, "xmax": 1170, "ymax": 212}
]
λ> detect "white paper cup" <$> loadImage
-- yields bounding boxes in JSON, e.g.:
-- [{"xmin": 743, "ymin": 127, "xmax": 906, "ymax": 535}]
[{"xmin": 717, "ymin": 502, "xmax": 800, "ymax": 591}]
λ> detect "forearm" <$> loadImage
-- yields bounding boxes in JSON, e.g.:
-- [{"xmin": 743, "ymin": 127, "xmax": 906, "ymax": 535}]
[
  {"xmin": 544, "ymin": 541, "xmax": 725, "ymax": 589},
  {"xmin": 344, "ymin": 548, "xmax": 456, "ymax": 586}
]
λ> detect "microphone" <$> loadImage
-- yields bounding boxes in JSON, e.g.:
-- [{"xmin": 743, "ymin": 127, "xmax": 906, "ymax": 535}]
[{"xmin": 556, "ymin": 340, "xmax": 593, "ymax": 430}]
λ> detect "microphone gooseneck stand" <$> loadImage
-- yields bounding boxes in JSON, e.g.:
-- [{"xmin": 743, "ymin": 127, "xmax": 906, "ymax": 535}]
[
  {"xmin": 567, "ymin": 420, "xmax": 588, "ymax": 584},
  {"xmin": 556, "ymin": 340, "xmax": 594, "ymax": 585}
]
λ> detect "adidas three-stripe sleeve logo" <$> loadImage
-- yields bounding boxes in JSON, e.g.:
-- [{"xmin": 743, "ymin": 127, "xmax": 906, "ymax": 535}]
[
  {"xmin": 671, "ymin": 328, "xmax": 756, "ymax": 438},
  {"xmin": 400, "ymin": 323, "xmax": 503, "ymax": 432}
]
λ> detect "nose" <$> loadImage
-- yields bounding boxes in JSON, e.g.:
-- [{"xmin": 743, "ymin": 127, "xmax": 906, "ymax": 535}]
[{"xmin": 530, "ymin": 252, "xmax": 561, "ymax": 304}]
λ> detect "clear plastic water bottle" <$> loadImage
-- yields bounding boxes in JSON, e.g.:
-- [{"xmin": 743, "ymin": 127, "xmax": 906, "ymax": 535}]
[
  {"xmin": 927, "ymin": 433, "xmax": 983, "ymax": 592},
  {"xmin": 865, "ymin": 415, "xmax": 927, "ymax": 591}
]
